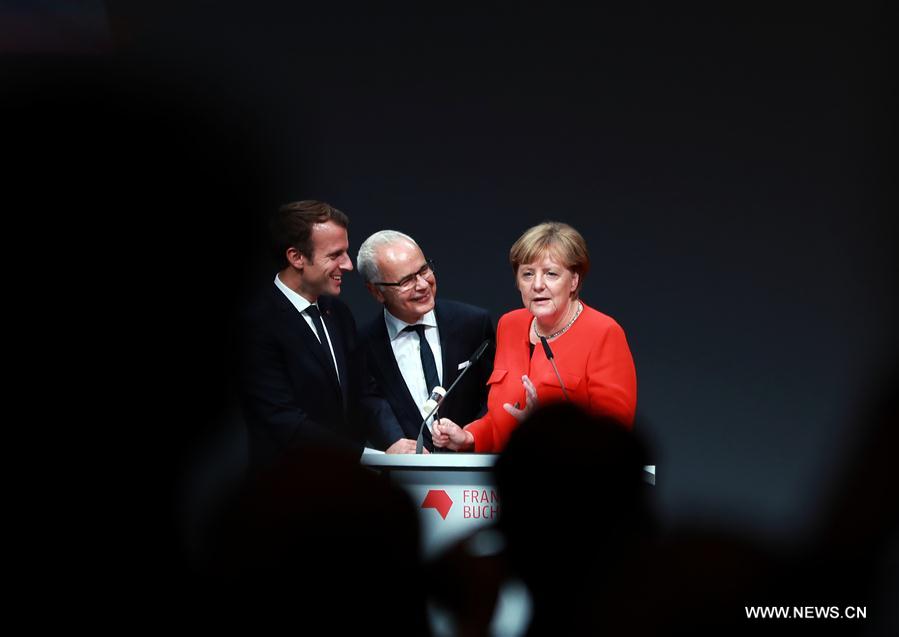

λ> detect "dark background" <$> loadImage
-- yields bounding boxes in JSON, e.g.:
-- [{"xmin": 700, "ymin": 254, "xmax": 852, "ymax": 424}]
[
  {"xmin": 112, "ymin": 2, "xmax": 894, "ymax": 536},
  {"xmin": 4, "ymin": 0, "xmax": 894, "ymax": 590}
]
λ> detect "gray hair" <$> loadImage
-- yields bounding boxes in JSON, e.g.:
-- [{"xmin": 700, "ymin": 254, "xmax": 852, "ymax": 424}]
[{"xmin": 356, "ymin": 230, "xmax": 419, "ymax": 283}]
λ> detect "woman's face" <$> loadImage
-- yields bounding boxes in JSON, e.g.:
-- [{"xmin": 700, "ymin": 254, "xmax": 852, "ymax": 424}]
[{"xmin": 516, "ymin": 250, "xmax": 579, "ymax": 325}]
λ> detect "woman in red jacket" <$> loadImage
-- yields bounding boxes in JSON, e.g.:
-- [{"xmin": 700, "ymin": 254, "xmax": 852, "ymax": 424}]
[{"xmin": 432, "ymin": 222, "xmax": 637, "ymax": 452}]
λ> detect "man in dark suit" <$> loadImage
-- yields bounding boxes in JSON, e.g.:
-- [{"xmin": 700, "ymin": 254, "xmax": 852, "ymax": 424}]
[
  {"xmin": 357, "ymin": 231, "xmax": 495, "ymax": 452},
  {"xmin": 240, "ymin": 200, "xmax": 365, "ymax": 468}
]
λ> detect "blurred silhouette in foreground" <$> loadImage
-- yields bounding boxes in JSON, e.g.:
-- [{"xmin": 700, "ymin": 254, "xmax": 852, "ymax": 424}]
[
  {"xmin": 494, "ymin": 403, "xmax": 655, "ymax": 635},
  {"xmin": 595, "ymin": 356, "xmax": 899, "ymax": 636},
  {"xmin": 428, "ymin": 403, "xmax": 655, "ymax": 636},
  {"xmin": 202, "ymin": 444, "xmax": 429, "ymax": 633},
  {"xmin": 429, "ymin": 358, "xmax": 897, "ymax": 635},
  {"xmin": 2, "ymin": 51, "xmax": 273, "ymax": 621}
]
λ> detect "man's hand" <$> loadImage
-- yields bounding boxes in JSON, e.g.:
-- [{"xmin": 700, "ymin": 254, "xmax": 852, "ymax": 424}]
[
  {"xmin": 432, "ymin": 418, "xmax": 475, "ymax": 451},
  {"xmin": 386, "ymin": 438, "xmax": 428, "ymax": 454}
]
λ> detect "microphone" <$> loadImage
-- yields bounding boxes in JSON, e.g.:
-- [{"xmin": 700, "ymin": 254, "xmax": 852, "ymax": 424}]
[
  {"xmin": 422, "ymin": 386, "xmax": 447, "ymax": 433},
  {"xmin": 416, "ymin": 339, "xmax": 492, "ymax": 454},
  {"xmin": 539, "ymin": 336, "xmax": 570, "ymax": 402}
]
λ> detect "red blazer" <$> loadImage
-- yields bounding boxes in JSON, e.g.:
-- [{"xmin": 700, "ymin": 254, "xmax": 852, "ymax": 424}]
[{"xmin": 465, "ymin": 302, "xmax": 637, "ymax": 452}]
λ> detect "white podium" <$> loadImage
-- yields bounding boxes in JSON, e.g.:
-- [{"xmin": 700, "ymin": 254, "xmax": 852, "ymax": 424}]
[
  {"xmin": 362, "ymin": 451, "xmax": 499, "ymax": 556},
  {"xmin": 361, "ymin": 450, "xmax": 655, "ymax": 557}
]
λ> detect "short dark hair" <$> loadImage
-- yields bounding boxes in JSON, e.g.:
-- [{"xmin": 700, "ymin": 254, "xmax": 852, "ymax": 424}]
[{"xmin": 270, "ymin": 200, "xmax": 349, "ymax": 268}]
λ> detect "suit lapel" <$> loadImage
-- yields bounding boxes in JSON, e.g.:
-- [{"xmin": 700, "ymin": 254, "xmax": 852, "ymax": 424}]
[
  {"xmin": 435, "ymin": 302, "xmax": 459, "ymax": 390},
  {"xmin": 319, "ymin": 297, "xmax": 348, "ymax": 406},
  {"xmin": 371, "ymin": 314, "xmax": 423, "ymax": 428},
  {"xmin": 272, "ymin": 288, "xmax": 341, "ymax": 396}
]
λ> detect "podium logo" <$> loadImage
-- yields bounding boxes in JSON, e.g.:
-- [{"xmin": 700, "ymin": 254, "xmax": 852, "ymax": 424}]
[{"xmin": 421, "ymin": 490, "xmax": 453, "ymax": 519}]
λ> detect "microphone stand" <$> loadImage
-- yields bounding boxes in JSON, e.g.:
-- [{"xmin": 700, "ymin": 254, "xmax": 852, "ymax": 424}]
[
  {"xmin": 540, "ymin": 336, "xmax": 570, "ymax": 401},
  {"xmin": 416, "ymin": 340, "xmax": 490, "ymax": 454},
  {"xmin": 415, "ymin": 396, "xmax": 444, "ymax": 455}
]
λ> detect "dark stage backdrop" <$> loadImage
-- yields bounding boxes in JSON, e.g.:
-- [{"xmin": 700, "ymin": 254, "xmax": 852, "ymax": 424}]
[
  {"xmin": 123, "ymin": 4, "xmax": 893, "ymax": 536},
  {"xmin": 121, "ymin": 3, "xmax": 893, "ymax": 540},
  {"xmin": 8, "ymin": 3, "xmax": 892, "ymax": 560}
]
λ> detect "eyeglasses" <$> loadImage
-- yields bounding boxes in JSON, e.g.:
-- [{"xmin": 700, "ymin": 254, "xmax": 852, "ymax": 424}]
[{"xmin": 374, "ymin": 259, "xmax": 435, "ymax": 293}]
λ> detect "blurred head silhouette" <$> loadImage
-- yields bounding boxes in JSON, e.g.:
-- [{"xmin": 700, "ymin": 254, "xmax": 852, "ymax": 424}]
[
  {"xmin": 493, "ymin": 402, "xmax": 654, "ymax": 633},
  {"xmin": 204, "ymin": 444, "xmax": 428, "ymax": 633}
]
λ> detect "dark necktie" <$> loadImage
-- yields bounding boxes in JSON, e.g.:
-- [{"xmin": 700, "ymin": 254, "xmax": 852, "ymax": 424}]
[
  {"xmin": 305, "ymin": 305, "xmax": 332, "ymax": 361},
  {"xmin": 306, "ymin": 305, "xmax": 343, "ymax": 404},
  {"xmin": 405, "ymin": 324, "xmax": 440, "ymax": 394}
]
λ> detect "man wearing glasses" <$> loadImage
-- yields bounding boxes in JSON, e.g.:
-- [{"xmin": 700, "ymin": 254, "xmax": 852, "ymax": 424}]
[{"xmin": 357, "ymin": 231, "xmax": 495, "ymax": 452}]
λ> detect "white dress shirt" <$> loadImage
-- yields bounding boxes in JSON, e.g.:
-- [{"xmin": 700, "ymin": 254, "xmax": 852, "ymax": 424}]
[
  {"xmin": 383, "ymin": 308, "xmax": 443, "ymax": 422},
  {"xmin": 274, "ymin": 274, "xmax": 340, "ymax": 383}
]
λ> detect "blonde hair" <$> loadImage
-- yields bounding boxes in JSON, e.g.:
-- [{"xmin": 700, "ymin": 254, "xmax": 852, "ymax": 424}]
[{"xmin": 509, "ymin": 222, "xmax": 590, "ymax": 295}]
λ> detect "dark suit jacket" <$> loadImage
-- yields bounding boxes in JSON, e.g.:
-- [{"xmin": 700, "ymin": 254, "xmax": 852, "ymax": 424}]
[
  {"xmin": 361, "ymin": 300, "xmax": 495, "ymax": 450},
  {"xmin": 240, "ymin": 284, "xmax": 365, "ymax": 468}
]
